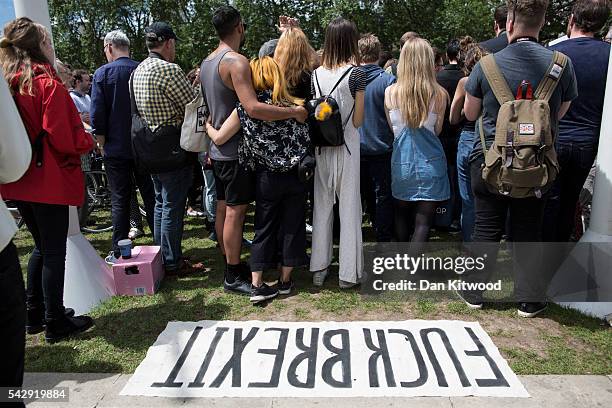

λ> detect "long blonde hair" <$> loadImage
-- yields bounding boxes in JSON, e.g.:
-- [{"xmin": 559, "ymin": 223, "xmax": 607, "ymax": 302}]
[
  {"xmin": 250, "ymin": 56, "xmax": 303, "ymax": 107},
  {"xmin": 273, "ymin": 27, "xmax": 315, "ymax": 90},
  {"xmin": 388, "ymin": 37, "xmax": 439, "ymax": 128}
]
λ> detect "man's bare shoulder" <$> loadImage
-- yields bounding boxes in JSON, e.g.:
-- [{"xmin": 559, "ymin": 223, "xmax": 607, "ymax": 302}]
[{"xmin": 219, "ymin": 51, "xmax": 248, "ymax": 70}]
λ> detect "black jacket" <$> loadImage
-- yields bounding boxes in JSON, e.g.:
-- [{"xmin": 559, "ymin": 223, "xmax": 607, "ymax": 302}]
[
  {"xmin": 480, "ymin": 32, "xmax": 509, "ymax": 54},
  {"xmin": 436, "ymin": 65, "xmax": 465, "ymax": 161}
]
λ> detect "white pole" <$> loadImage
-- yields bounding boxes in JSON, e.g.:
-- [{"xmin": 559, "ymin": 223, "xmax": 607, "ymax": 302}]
[
  {"xmin": 13, "ymin": 0, "xmax": 52, "ymax": 33},
  {"xmin": 560, "ymin": 46, "xmax": 612, "ymax": 321},
  {"xmin": 13, "ymin": 0, "xmax": 55, "ymax": 66},
  {"xmin": 583, "ymin": 47, "xmax": 612, "ymax": 241}
]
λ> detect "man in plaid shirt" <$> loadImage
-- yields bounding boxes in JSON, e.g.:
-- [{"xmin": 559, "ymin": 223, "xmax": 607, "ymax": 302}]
[{"xmin": 132, "ymin": 22, "xmax": 202, "ymax": 275}]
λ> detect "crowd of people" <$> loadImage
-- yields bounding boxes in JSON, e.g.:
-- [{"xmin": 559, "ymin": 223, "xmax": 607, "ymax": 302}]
[{"xmin": 0, "ymin": 0, "xmax": 611, "ymax": 396}]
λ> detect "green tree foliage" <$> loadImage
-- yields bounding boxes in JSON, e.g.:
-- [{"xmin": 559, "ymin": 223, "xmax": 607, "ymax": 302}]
[{"xmin": 48, "ymin": 0, "xmax": 582, "ymax": 72}]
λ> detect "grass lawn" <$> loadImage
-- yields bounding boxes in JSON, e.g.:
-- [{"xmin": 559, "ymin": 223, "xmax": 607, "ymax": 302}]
[{"xmin": 13, "ymin": 209, "xmax": 612, "ymax": 375}]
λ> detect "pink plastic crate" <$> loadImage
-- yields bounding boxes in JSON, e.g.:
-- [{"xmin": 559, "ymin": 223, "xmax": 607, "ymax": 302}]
[{"xmin": 112, "ymin": 246, "xmax": 164, "ymax": 296}]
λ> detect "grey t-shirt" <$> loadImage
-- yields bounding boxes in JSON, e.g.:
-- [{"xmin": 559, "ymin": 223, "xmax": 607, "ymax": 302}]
[{"xmin": 465, "ymin": 41, "xmax": 578, "ymax": 163}]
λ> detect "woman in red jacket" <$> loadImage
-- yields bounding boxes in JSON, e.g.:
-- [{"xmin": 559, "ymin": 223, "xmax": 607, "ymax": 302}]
[{"xmin": 0, "ymin": 18, "xmax": 94, "ymax": 343}]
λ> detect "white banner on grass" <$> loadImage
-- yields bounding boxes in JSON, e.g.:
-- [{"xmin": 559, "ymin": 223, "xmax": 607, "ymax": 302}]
[{"xmin": 121, "ymin": 320, "xmax": 528, "ymax": 398}]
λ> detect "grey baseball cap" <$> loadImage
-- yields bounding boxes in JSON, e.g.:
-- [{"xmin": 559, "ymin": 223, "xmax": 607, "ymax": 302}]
[{"xmin": 258, "ymin": 39, "xmax": 279, "ymax": 58}]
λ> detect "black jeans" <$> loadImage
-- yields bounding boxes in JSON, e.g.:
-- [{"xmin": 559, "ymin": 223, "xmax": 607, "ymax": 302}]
[
  {"xmin": 469, "ymin": 158, "xmax": 548, "ymax": 301},
  {"xmin": 543, "ymin": 141, "xmax": 597, "ymax": 242},
  {"xmin": 360, "ymin": 153, "xmax": 394, "ymax": 242},
  {"xmin": 0, "ymin": 241, "xmax": 25, "ymax": 405},
  {"xmin": 104, "ymin": 158, "xmax": 156, "ymax": 256},
  {"xmin": 250, "ymin": 169, "xmax": 308, "ymax": 271},
  {"xmin": 16, "ymin": 202, "xmax": 69, "ymax": 319}
]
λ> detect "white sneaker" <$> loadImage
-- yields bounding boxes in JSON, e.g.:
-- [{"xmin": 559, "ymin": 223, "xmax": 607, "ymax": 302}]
[
  {"xmin": 128, "ymin": 227, "xmax": 143, "ymax": 240},
  {"xmin": 305, "ymin": 223, "xmax": 313, "ymax": 234},
  {"xmin": 187, "ymin": 208, "xmax": 204, "ymax": 217},
  {"xmin": 105, "ymin": 251, "xmax": 118, "ymax": 265},
  {"xmin": 312, "ymin": 269, "xmax": 328, "ymax": 287}
]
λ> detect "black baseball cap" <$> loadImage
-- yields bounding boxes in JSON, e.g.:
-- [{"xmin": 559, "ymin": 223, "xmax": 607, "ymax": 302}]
[{"xmin": 145, "ymin": 22, "xmax": 180, "ymax": 42}]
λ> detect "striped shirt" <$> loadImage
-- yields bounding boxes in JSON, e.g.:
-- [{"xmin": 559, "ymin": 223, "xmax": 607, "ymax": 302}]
[{"xmin": 132, "ymin": 54, "xmax": 194, "ymax": 131}]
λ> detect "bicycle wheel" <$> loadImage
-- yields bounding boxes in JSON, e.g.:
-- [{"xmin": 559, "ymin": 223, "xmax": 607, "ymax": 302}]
[
  {"xmin": 5, "ymin": 200, "xmax": 25, "ymax": 229},
  {"xmin": 136, "ymin": 188, "xmax": 147, "ymax": 217},
  {"xmin": 81, "ymin": 171, "xmax": 113, "ymax": 233}
]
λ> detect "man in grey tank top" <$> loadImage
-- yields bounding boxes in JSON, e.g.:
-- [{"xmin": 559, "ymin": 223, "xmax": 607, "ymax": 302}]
[{"xmin": 200, "ymin": 5, "xmax": 307, "ymax": 297}]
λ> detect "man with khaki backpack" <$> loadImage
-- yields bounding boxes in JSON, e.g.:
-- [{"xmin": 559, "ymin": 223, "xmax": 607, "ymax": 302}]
[{"xmin": 461, "ymin": 0, "xmax": 577, "ymax": 317}]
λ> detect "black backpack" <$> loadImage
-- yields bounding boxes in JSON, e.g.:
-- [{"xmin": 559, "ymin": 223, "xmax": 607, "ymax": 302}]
[
  {"xmin": 307, "ymin": 67, "xmax": 355, "ymax": 148},
  {"xmin": 129, "ymin": 72, "xmax": 193, "ymax": 174}
]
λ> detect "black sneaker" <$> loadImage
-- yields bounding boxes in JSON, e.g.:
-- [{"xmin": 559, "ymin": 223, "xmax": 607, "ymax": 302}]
[
  {"xmin": 277, "ymin": 279, "xmax": 294, "ymax": 295},
  {"xmin": 27, "ymin": 307, "xmax": 75, "ymax": 335},
  {"xmin": 45, "ymin": 315, "xmax": 94, "ymax": 344},
  {"xmin": 455, "ymin": 289, "xmax": 484, "ymax": 309},
  {"xmin": 224, "ymin": 278, "xmax": 252, "ymax": 295},
  {"xmin": 250, "ymin": 283, "xmax": 279, "ymax": 303},
  {"xmin": 517, "ymin": 302, "xmax": 547, "ymax": 318}
]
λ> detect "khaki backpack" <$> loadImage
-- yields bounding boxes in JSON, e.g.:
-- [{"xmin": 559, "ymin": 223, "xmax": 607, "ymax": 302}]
[{"xmin": 478, "ymin": 51, "xmax": 568, "ymax": 199}]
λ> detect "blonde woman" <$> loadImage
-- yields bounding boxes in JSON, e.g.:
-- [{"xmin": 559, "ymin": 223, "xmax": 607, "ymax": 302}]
[
  {"xmin": 274, "ymin": 27, "xmax": 316, "ymax": 99},
  {"xmin": 206, "ymin": 57, "xmax": 310, "ymax": 303},
  {"xmin": 384, "ymin": 38, "xmax": 450, "ymax": 242},
  {"xmin": 309, "ymin": 18, "xmax": 366, "ymax": 289}
]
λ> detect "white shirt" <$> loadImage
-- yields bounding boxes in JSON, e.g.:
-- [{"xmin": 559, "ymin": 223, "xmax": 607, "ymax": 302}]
[
  {"xmin": 69, "ymin": 90, "xmax": 91, "ymax": 114},
  {"xmin": 0, "ymin": 67, "xmax": 32, "ymax": 251},
  {"xmin": 389, "ymin": 109, "xmax": 437, "ymax": 138}
]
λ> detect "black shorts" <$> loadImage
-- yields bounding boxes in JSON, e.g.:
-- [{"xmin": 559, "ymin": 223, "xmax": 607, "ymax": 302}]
[{"xmin": 212, "ymin": 159, "xmax": 255, "ymax": 206}]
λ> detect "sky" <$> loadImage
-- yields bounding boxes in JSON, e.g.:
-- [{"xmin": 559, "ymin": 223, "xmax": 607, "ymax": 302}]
[{"xmin": 0, "ymin": 0, "xmax": 15, "ymax": 30}]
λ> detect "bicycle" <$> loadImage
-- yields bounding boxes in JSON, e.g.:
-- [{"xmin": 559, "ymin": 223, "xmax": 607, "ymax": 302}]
[
  {"xmin": 79, "ymin": 161, "xmax": 114, "ymax": 233},
  {"xmin": 79, "ymin": 152, "xmax": 148, "ymax": 234},
  {"xmin": 7, "ymin": 151, "xmax": 148, "ymax": 235},
  {"xmin": 5, "ymin": 200, "xmax": 25, "ymax": 229}
]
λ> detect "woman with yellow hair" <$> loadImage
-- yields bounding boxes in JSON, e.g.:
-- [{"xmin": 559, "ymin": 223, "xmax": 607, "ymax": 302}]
[
  {"xmin": 206, "ymin": 56, "xmax": 310, "ymax": 303},
  {"xmin": 384, "ymin": 37, "xmax": 450, "ymax": 243}
]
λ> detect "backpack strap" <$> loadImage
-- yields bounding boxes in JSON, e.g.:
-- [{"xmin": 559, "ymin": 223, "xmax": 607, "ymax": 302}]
[
  {"xmin": 314, "ymin": 70, "xmax": 323, "ymax": 98},
  {"xmin": 317, "ymin": 66, "xmax": 354, "ymax": 98},
  {"xmin": 534, "ymin": 51, "xmax": 568, "ymax": 102},
  {"xmin": 129, "ymin": 73, "xmax": 140, "ymax": 117},
  {"xmin": 479, "ymin": 55, "xmax": 514, "ymax": 105},
  {"xmin": 478, "ymin": 116, "xmax": 487, "ymax": 156}
]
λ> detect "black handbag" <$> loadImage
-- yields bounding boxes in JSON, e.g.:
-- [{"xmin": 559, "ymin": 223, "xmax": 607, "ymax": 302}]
[
  {"xmin": 297, "ymin": 150, "xmax": 316, "ymax": 183},
  {"xmin": 129, "ymin": 73, "xmax": 194, "ymax": 174}
]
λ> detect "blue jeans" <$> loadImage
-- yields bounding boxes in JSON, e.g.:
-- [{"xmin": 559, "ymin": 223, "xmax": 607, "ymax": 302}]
[
  {"xmin": 543, "ymin": 141, "xmax": 596, "ymax": 242},
  {"xmin": 457, "ymin": 130, "xmax": 475, "ymax": 242},
  {"xmin": 151, "ymin": 165, "xmax": 193, "ymax": 269},
  {"xmin": 202, "ymin": 169, "xmax": 217, "ymax": 223}
]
